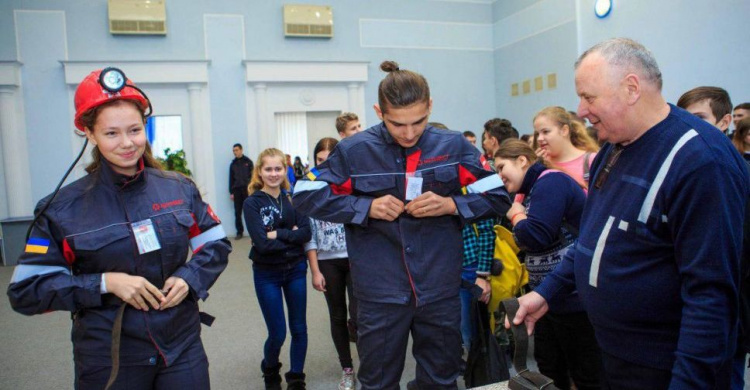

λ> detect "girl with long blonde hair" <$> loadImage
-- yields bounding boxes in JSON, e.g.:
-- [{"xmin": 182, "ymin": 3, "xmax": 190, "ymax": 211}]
[{"xmin": 243, "ymin": 148, "xmax": 311, "ymax": 390}]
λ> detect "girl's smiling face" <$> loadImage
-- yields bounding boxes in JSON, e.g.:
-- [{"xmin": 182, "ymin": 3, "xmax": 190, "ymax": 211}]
[{"xmin": 494, "ymin": 156, "xmax": 529, "ymax": 193}]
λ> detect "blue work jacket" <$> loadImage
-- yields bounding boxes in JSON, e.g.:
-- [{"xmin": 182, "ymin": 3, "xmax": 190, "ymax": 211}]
[
  {"xmin": 293, "ymin": 123, "xmax": 510, "ymax": 306},
  {"xmin": 7, "ymin": 160, "xmax": 231, "ymax": 367}
]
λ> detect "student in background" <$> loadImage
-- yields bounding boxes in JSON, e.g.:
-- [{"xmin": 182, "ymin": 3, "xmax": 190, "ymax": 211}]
[
  {"xmin": 463, "ymin": 130, "xmax": 477, "ymax": 146},
  {"xmin": 533, "ymin": 106, "xmax": 599, "ymax": 187},
  {"xmin": 293, "ymin": 156, "xmax": 305, "ymax": 180},
  {"xmin": 336, "ymin": 112, "xmax": 362, "ymax": 139},
  {"xmin": 677, "ymin": 86, "xmax": 733, "ymax": 136},
  {"xmin": 496, "ymin": 139, "xmax": 601, "ymax": 390},
  {"xmin": 460, "ymin": 131, "xmax": 495, "ymax": 356},
  {"xmin": 733, "ymin": 118, "xmax": 750, "ymax": 162},
  {"xmin": 244, "ymin": 148, "xmax": 311, "ymax": 390},
  {"xmin": 285, "ymin": 154, "xmax": 297, "ymax": 192},
  {"xmin": 305, "ymin": 137, "xmax": 358, "ymax": 390},
  {"xmin": 734, "ymin": 103, "xmax": 750, "ymax": 130},
  {"xmin": 482, "ymin": 118, "xmax": 518, "ymax": 171}
]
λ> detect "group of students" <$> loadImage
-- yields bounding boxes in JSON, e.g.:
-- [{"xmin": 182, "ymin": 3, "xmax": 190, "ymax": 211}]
[
  {"xmin": 6, "ymin": 36, "xmax": 750, "ymax": 390},
  {"xmin": 246, "ymin": 94, "xmax": 610, "ymax": 390}
]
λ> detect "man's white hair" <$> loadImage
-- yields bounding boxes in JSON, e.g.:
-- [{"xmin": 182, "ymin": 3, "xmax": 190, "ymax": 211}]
[{"xmin": 575, "ymin": 38, "xmax": 663, "ymax": 91}]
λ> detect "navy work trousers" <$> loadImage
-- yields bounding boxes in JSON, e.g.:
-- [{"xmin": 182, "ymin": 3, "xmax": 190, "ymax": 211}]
[
  {"xmin": 357, "ymin": 295, "xmax": 462, "ymax": 390},
  {"xmin": 75, "ymin": 337, "xmax": 209, "ymax": 390}
]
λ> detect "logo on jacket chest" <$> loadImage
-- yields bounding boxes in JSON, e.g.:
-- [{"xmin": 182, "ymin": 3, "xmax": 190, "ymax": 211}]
[
  {"xmin": 417, "ymin": 154, "xmax": 450, "ymax": 167},
  {"xmin": 152, "ymin": 199, "xmax": 184, "ymax": 211}
]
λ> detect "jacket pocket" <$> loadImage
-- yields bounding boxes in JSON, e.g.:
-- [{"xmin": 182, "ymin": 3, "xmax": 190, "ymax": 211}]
[
  {"xmin": 434, "ymin": 165, "xmax": 458, "ymax": 182},
  {"xmin": 423, "ymin": 165, "xmax": 459, "ymax": 196},
  {"xmin": 153, "ymin": 210, "xmax": 193, "ymax": 275},
  {"xmin": 72, "ymin": 224, "xmax": 131, "ymax": 251},
  {"xmin": 353, "ymin": 175, "xmax": 397, "ymax": 197},
  {"xmin": 155, "ymin": 209, "xmax": 195, "ymax": 239},
  {"xmin": 70, "ymin": 224, "xmax": 132, "ymax": 274}
]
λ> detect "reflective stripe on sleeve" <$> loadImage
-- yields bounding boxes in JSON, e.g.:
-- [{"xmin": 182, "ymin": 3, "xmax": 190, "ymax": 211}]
[
  {"xmin": 294, "ymin": 180, "xmax": 328, "ymax": 194},
  {"xmin": 189, "ymin": 225, "xmax": 227, "ymax": 253},
  {"xmin": 465, "ymin": 174, "xmax": 504, "ymax": 194},
  {"xmin": 10, "ymin": 264, "xmax": 71, "ymax": 284}
]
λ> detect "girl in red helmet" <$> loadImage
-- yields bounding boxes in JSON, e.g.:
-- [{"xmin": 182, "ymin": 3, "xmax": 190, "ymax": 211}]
[{"xmin": 8, "ymin": 68, "xmax": 231, "ymax": 390}]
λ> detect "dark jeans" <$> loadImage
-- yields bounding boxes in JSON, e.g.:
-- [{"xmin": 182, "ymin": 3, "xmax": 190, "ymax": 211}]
[
  {"xmin": 253, "ymin": 261, "xmax": 308, "ymax": 373},
  {"xmin": 534, "ymin": 311, "xmax": 602, "ymax": 390},
  {"xmin": 357, "ymin": 296, "xmax": 462, "ymax": 390},
  {"xmin": 459, "ymin": 268, "xmax": 478, "ymax": 349},
  {"xmin": 232, "ymin": 187, "xmax": 248, "ymax": 235},
  {"xmin": 318, "ymin": 258, "xmax": 357, "ymax": 369},
  {"xmin": 75, "ymin": 337, "xmax": 209, "ymax": 390}
]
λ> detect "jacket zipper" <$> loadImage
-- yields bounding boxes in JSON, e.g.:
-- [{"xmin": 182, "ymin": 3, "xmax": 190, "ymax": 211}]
[
  {"xmin": 400, "ymin": 149, "xmax": 422, "ymax": 306},
  {"xmin": 117, "ymin": 190, "xmax": 169, "ymax": 366}
]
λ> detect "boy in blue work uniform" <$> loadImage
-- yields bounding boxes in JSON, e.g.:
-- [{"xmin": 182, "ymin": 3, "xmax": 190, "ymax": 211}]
[{"xmin": 293, "ymin": 61, "xmax": 510, "ymax": 389}]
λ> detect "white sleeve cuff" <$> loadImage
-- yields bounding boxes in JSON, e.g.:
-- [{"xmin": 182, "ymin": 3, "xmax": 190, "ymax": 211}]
[{"xmin": 100, "ymin": 274, "xmax": 107, "ymax": 294}]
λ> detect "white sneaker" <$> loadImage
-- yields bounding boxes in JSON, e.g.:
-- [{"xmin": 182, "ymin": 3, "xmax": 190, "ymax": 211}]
[{"xmin": 338, "ymin": 368, "xmax": 356, "ymax": 390}]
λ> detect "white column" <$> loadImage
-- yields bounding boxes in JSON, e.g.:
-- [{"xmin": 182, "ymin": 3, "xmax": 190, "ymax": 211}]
[
  {"xmin": 187, "ymin": 83, "xmax": 217, "ymax": 207},
  {"xmin": 347, "ymin": 83, "xmax": 359, "ymax": 116},
  {"xmin": 0, "ymin": 86, "xmax": 32, "ymax": 217},
  {"xmin": 187, "ymin": 83, "xmax": 203, "ymax": 185},
  {"xmin": 254, "ymin": 83, "xmax": 269, "ymax": 150},
  {"xmin": 358, "ymin": 83, "xmax": 367, "ymax": 126}
]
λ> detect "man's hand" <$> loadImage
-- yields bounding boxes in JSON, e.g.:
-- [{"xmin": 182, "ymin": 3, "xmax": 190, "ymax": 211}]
[
  {"xmin": 504, "ymin": 291, "xmax": 549, "ymax": 335},
  {"xmin": 369, "ymin": 195, "xmax": 405, "ymax": 221},
  {"xmin": 105, "ymin": 272, "xmax": 165, "ymax": 311},
  {"xmin": 475, "ymin": 277, "xmax": 491, "ymax": 304},
  {"xmin": 230, "ymin": 194, "xmax": 234, "ymax": 201},
  {"xmin": 404, "ymin": 191, "xmax": 457, "ymax": 218},
  {"xmin": 267, "ymin": 231, "xmax": 277, "ymax": 239},
  {"xmin": 160, "ymin": 276, "xmax": 190, "ymax": 310}
]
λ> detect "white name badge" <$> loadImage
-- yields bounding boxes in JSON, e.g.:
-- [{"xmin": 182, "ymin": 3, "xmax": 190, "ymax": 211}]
[
  {"xmin": 405, "ymin": 174, "xmax": 423, "ymax": 201},
  {"xmin": 131, "ymin": 219, "xmax": 162, "ymax": 255}
]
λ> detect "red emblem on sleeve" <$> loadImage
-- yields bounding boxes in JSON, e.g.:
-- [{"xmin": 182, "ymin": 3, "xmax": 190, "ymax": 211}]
[{"xmin": 207, "ymin": 205, "xmax": 221, "ymax": 223}]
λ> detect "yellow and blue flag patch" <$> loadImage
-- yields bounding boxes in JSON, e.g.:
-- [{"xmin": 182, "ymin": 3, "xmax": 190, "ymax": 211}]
[
  {"xmin": 25, "ymin": 238, "xmax": 50, "ymax": 254},
  {"xmin": 306, "ymin": 168, "xmax": 320, "ymax": 181}
]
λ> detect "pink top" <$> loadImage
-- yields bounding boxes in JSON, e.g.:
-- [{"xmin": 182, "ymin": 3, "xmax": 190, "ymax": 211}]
[{"xmin": 555, "ymin": 152, "xmax": 597, "ymax": 186}]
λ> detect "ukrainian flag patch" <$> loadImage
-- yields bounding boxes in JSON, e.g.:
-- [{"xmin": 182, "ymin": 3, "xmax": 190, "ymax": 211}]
[
  {"xmin": 306, "ymin": 168, "xmax": 320, "ymax": 181},
  {"xmin": 25, "ymin": 238, "xmax": 50, "ymax": 254}
]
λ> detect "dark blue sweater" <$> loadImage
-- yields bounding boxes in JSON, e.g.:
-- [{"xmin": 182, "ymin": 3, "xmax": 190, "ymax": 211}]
[
  {"xmin": 514, "ymin": 162, "xmax": 586, "ymax": 313},
  {"xmin": 536, "ymin": 105, "xmax": 749, "ymax": 389},
  {"xmin": 243, "ymin": 190, "xmax": 311, "ymax": 270}
]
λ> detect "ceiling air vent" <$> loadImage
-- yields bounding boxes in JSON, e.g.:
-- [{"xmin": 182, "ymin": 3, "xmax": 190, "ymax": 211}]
[
  {"xmin": 108, "ymin": 0, "xmax": 167, "ymax": 35},
  {"xmin": 283, "ymin": 4, "xmax": 333, "ymax": 38}
]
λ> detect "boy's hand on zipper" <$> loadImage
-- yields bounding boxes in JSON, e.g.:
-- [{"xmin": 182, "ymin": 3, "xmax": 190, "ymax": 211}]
[
  {"xmin": 405, "ymin": 191, "xmax": 456, "ymax": 218},
  {"xmin": 369, "ymin": 195, "xmax": 405, "ymax": 221}
]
